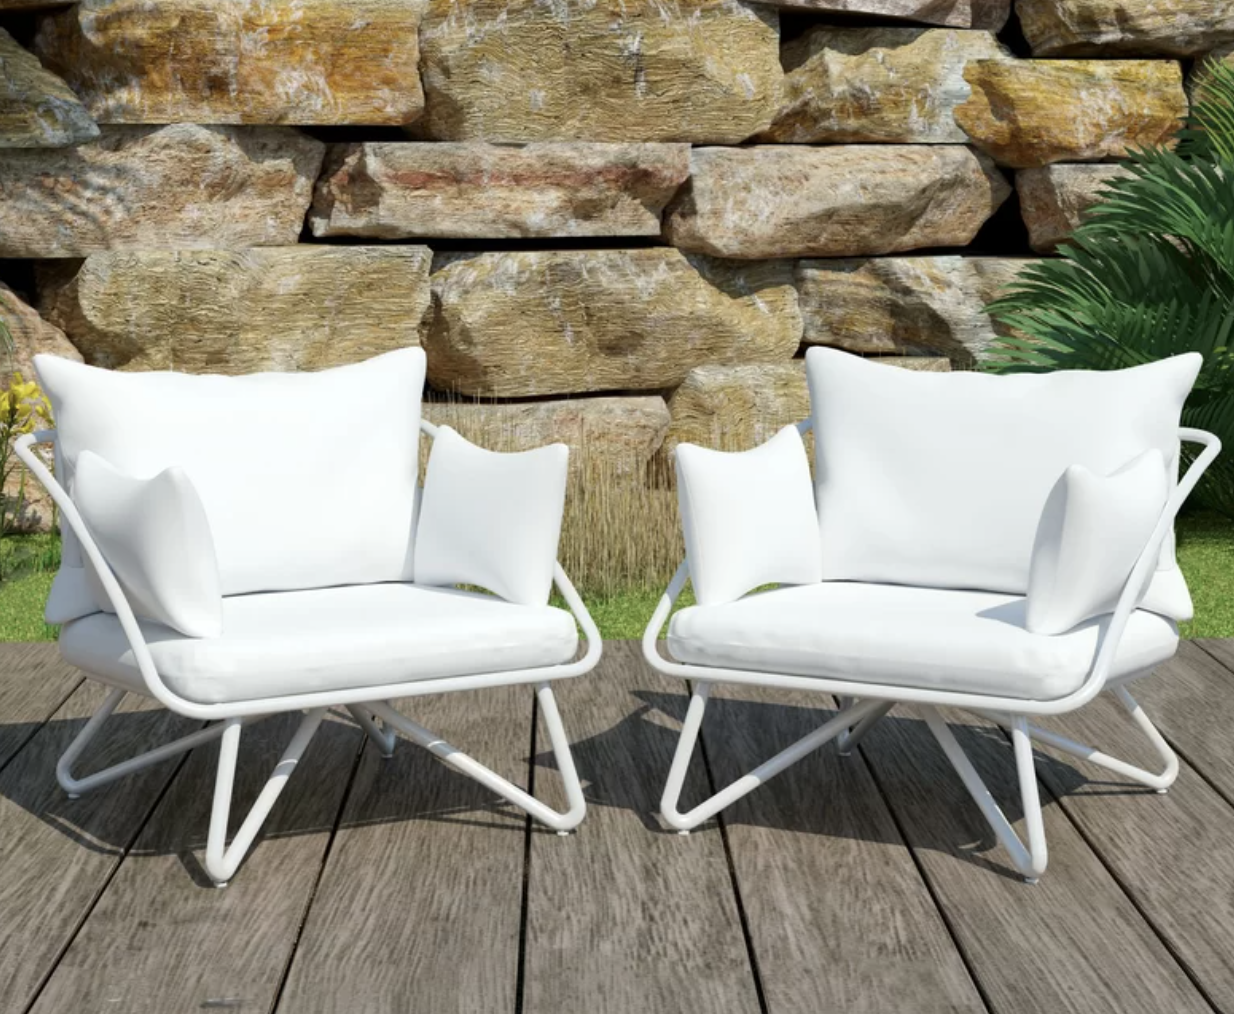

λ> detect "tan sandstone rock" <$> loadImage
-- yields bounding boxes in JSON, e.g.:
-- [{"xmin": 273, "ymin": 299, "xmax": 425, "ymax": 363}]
[
  {"xmin": 425, "ymin": 396, "xmax": 671, "ymax": 478},
  {"xmin": 659, "ymin": 362, "xmax": 809, "ymax": 461},
  {"xmin": 955, "ymin": 60, "xmax": 1187, "ymax": 168},
  {"xmin": 0, "ymin": 27, "xmax": 98, "ymax": 147},
  {"xmin": 797, "ymin": 257, "xmax": 1034, "ymax": 366},
  {"xmin": 0, "ymin": 125, "xmax": 325, "ymax": 258},
  {"xmin": 0, "ymin": 282, "xmax": 81, "ymax": 387},
  {"xmin": 740, "ymin": 0, "xmax": 1007, "ymax": 29},
  {"xmin": 415, "ymin": 0, "xmax": 782, "ymax": 142},
  {"xmin": 425, "ymin": 249, "xmax": 801, "ymax": 397},
  {"xmin": 663, "ymin": 145, "xmax": 1009, "ymax": 259},
  {"xmin": 759, "ymin": 27, "xmax": 1007, "ymax": 144},
  {"xmin": 311, "ymin": 142, "xmax": 690, "ymax": 239},
  {"xmin": 34, "ymin": 0, "xmax": 424, "ymax": 125},
  {"xmin": 1017, "ymin": 0, "xmax": 1234, "ymax": 57},
  {"xmin": 1016, "ymin": 165, "xmax": 1132, "ymax": 252},
  {"xmin": 39, "ymin": 246, "xmax": 432, "ymax": 373}
]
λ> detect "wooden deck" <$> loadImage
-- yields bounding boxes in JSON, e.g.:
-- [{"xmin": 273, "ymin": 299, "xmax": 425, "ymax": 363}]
[{"xmin": 1, "ymin": 640, "xmax": 1234, "ymax": 1013}]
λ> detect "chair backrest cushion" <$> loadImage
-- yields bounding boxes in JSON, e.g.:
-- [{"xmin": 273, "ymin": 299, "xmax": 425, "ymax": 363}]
[
  {"xmin": 37, "ymin": 349, "xmax": 426, "ymax": 617},
  {"xmin": 805, "ymin": 347, "xmax": 1200, "ymax": 613}
]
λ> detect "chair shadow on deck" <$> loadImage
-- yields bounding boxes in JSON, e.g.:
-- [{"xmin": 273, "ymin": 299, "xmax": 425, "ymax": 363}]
[{"xmin": 0, "ymin": 687, "xmax": 1159, "ymax": 883}]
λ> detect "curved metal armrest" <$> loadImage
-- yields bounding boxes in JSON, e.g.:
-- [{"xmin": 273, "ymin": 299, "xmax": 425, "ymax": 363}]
[
  {"xmin": 12, "ymin": 431, "xmax": 177, "ymax": 708},
  {"xmin": 642, "ymin": 560, "xmax": 690, "ymax": 671},
  {"xmin": 1077, "ymin": 427, "xmax": 1222, "ymax": 706}
]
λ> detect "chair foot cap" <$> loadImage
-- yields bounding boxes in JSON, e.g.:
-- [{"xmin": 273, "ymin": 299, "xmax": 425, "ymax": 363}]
[
  {"xmin": 66, "ymin": 793, "xmax": 80, "ymax": 800},
  {"xmin": 1156, "ymin": 787, "xmax": 1168, "ymax": 794},
  {"xmin": 677, "ymin": 829, "xmax": 690, "ymax": 836},
  {"xmin": 1023, "ymin": 877, "xmax": 1039, "ymax": 886},
  {"xmin": 556, "ymin": 829, "xmax": 571, "ymax": 837},
  {"xmin": 213, "ymin": 881, "xmax": 229, "ymax": 889},
  {"xmin": 837, "ymin": 749, "xmax": 852, "ymax": 758}
]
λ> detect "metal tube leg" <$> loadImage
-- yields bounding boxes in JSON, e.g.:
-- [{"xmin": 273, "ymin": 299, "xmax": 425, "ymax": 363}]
[
  {"xmin": 346, "ymin": 704, "xmax": 396, "ymax": 758},
  {"xmin": 368, "ymin": 688, "xmax": 587, "ymax": 833},
  {"xmin": 975, "ymin": 688, "xmax": 1179, "ymax": 792},
  {"xmin": 660, "ymin": 682, "xmax": 711, "ymax": 833},
  {"xmin": 924, "ymin": 708, "xmax": 1047, "ymax": 883},
  {"xmin": 837, "ymin": 701, "xmax": 894, "ymax": 757},
  {"xmin": 204, "ymin": 709, "xmax": 326, "ymax": 887},
  {"xmin": 57, "ymin": 689, "xmax": 254, "ymax": 799},
  {"xmin": 535, "ymin": 682, "xmax": 586, "ymax": 833},
  {"xmin": 662, "ymin": 690, "xmax": 885, "ymax": 833}
]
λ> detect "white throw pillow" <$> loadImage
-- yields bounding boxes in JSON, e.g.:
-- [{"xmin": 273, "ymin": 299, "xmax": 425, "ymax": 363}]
[
  {"xmin": 805, "ymin": 347, "xmax": 1199, "ymax": 618},
  {"xmin": 74, "ymin": 451, "xmax": 223, "ymax": 638},
  {"xmin": 1026, "ymin": 450, "xmax": 1169, "ymax": 635},
  {"xmin": 414, "ymin": 426, "xmax": 568, "ymax": 607},
  {"xmin": 36, "ymin": 348, "xmax": 426, "ymax": 623},
  {"xmin": 675, "ymin": 425, "xmax": 823, "ymax": 606}
]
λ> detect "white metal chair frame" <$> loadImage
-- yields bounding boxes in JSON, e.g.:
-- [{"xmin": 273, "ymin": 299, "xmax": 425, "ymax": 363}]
[
  {"xmin": 17, "ymin": 420, "xmax": 601, "ymax": 886},
  {"xmin": 643, "ymin": 423, "xmax": 1220, "ymax": 883}
]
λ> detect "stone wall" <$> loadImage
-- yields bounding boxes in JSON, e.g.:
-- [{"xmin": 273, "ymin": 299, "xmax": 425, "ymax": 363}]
[{"xmin": 0, "ymin": 0, "xmax": 1227, "ymax": 554}]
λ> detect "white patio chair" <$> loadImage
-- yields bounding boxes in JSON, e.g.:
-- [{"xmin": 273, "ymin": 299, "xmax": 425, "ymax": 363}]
[
  {"xmin": 643, "ymin": 348, "xmax": 1219, "ymax": 883},
  {"xmin": 17, "ymin": 349, "xmax": 600, "ymax": 886}
]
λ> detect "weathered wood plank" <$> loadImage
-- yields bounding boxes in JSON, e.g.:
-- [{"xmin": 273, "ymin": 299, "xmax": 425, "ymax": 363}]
[
  {"xmin": 0, "ymin": 643, "xmax": 81, "ymax": 770},
  {"xmin": 0, "ymin": 681, "xmax": 195, "ymax": 1014},
  {"xmin": 1031, "ymin": 682, "xmax": 1234, "ymax": 1011},
  {"xmin": 277, "ymin": 686, "xmax": 534, "ymax": 1014},
  {"xmin": 523, "ymin": 643, "xmax": 761, "ymax": 1014},
  {"xmin": 1137, "ymin": 640, "xmax": 1234, "ymax": 801},
  {"xmin": 861, "ymin": 709, "xmax": 1211, "ymax": 1014},
  {"xmin": 29, "ymin": 710, "xmax": 362, "ymax": 1014},
  {"xmin": 701, "ymin": 687, "xmax": 986, "ymax": 1014}
]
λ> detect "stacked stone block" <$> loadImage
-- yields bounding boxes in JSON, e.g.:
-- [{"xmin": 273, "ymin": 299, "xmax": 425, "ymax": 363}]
[{"xmin": 0, "ymin": 0, "xmax": 1227, "ymax": 528}]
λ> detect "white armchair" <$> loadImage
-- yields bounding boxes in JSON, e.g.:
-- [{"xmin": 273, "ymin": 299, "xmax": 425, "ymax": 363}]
[
  {"xmin": 18, "ymin": 349, "xmax": 601, "ymax": 886},
  {"xmin": 643, "ymin": 347, "xmax": 1220, "ymax": 883}
]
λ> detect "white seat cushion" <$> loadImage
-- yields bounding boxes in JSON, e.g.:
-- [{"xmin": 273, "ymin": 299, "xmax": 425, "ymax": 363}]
[
  {"xmin": 666, "ymin": 582, "xmax": 1179, "ymax": 702},
  {"xmin": 59, "ymin": 583, "xmax": 579, "ymax": 705}
]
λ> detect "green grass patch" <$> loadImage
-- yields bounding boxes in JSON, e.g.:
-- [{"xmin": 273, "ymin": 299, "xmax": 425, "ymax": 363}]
[{"xmin": 0, "ymin": 514, "xmax": 1230, "ymax": 643}]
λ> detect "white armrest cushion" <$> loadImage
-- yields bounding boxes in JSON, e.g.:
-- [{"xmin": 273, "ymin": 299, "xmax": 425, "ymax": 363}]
[
  {"xmin": 413, "ymin": 426, "xmax": 568, "ymax": 607},
  {"xmin": 1026, "ymin": 449, "xmax": 1168, "ymax": 636},
  {"xmin": 675, "ymin": 425, "xmax": 823, "ymax": 606},
  {"xmin": 74, "ymin": 450, "xmax": 223, "ymax": 638}
]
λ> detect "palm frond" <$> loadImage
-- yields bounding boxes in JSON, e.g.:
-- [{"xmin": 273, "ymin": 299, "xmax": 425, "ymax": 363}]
[{"xmin": 985, "ymin": 57, "xmax": 1234, "ymax": 511}]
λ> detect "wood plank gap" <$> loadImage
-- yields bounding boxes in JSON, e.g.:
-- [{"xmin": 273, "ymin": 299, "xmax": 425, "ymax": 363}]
[
  {"xmin": 19, "ymin": 720, "xmax": 202, "ymax": 1014},
  {"xmin": 852, "ymin": 729, "xmax": 995, "ymax": 1014},
  {"xmin": 267, "ymin": 727, "xmax": 369, "ymax": 1014},
  {"xmin": 694, "ymin": 681, "xmax": 771, "ymax": 1014},
  {"xmin": 513, "ymin": 691, "xmax": 538, "ymax": 1014},
  {"xmin": 0, "ymin": 676, "xmax": 82, "ymax": 780},
  {"xmin": 992, "ymin": 724, "xmax": 1224, "ymax": 1014}
]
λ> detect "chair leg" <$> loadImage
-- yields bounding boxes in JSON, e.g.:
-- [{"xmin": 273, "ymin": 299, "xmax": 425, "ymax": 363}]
[
  {"xmin": 366, "ymin": 681, "xmax": 587, "ymax": 833},
  {"xmin": 837, "ymin": 701, "xmax": 895, "ymax": 757},
  {"xmin": 977, "ymin": 687, "xmax": 1178, "ymax": 793},
  {"xmin": 56, "ymin": 688, "xmax": 253, "ymax": 799},
  {"xmin": 345, "ymin": 704, "xmax": 397, "ymax": 758},
  {"xmin": 204, "ymin": 708, "xmax": 327, "ymax": 887},
  {"xmin": 660, "ymin": 685, "xmax": 886, "ymax": 833},
  {"xmin": 923, "ymin": 708, "xmax": 1048, "ymax": 883}
]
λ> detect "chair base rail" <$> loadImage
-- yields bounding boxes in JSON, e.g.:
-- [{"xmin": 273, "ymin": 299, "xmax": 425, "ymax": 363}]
[
  {"xmin": 57, "ymin": 681, "xmax": 586, "ymax": 886},
  {"xmin": 368, "ymin": 681, "xmax": 587, "ymax": 833},
  {"xmin": 660, "ymin": 684, "xmax": 1177, "ymax": 883}
]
